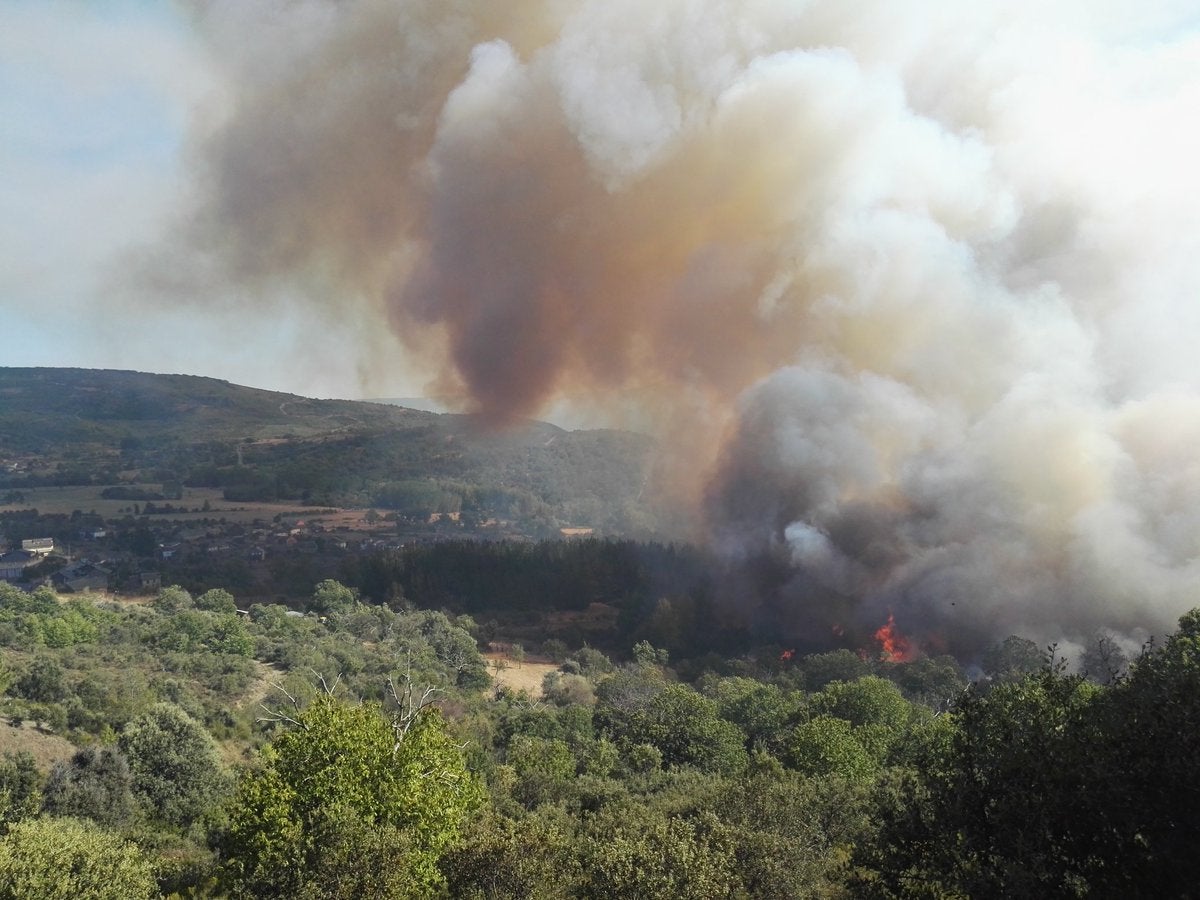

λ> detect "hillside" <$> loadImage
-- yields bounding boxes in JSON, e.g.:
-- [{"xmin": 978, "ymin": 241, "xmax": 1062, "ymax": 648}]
[
  {"xmin": 0, "ymin": 368, "xmax": 657, "ymax": 533},
  {"xmin": 0, "ymin": 367, "xmax": 427, "ymax": 449}
]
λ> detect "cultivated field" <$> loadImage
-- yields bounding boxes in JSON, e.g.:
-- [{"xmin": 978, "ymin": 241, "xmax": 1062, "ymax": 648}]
[{"xmin": 2, "ymin": 485, "xmax": 378, "ymax": 528}]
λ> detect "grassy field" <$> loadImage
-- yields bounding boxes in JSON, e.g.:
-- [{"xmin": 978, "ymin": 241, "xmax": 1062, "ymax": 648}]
[
  {"xmin": 0, "ymin": 719, "xmax": 75, "ymax": 770},
  {"xmin": 483, "ymin": 653, "xmax": 559, "ymax": 698},
  {"xmin": 2, "ymin": 485, "xmax": 367, "ymax": 526}
]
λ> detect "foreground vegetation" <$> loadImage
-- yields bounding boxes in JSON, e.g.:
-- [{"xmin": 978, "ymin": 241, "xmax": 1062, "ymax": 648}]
[{"xmin": 0, "ymin": 572, "xmax": 1198, "ymax": 898}]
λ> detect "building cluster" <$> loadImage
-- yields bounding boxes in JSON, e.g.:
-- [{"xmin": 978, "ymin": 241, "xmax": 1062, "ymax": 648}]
[
  {"xmin": 2, "ymin": 498, "xmax": 592, "ymax": 596},
  {"xmin": 0, "ymin": 537, "xmax": 55, "ymax": 583},
  {"xmin": 0, "ymin": 513, "xmax": 462, "ymax": 595}
]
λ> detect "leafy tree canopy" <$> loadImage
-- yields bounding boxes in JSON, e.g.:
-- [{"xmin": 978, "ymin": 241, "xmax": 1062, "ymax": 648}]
[
  {"xmin": 0, "ymin": 816, "xmax": 156, "ymax": 900},
  {"xmin": 221, "ymin": 693, "xmax": 481, "ymax": 898},
  {"xmin": 118, "ymin": 703, "xmax": 227, "ymax": 828}
]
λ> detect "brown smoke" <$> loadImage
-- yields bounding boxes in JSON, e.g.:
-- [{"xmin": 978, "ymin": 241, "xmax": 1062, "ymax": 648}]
[{"xmin": 166, "ymin": 0, "xmax": 1200, "ymax": 654}]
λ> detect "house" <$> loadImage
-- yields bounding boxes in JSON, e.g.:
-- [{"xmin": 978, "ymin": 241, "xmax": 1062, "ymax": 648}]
[
  {"xmin": 21, "ymin": 538, "xmax": 54, "ymax": 557},
  {"xmin": 139, "ymin": 572, "xmax": 162, "ymax": 591},
  {"xmin": 0, "ymin": 551, "xmax": 38, "ymax": 583},
  {"xmin": 51, "ymin": 560, "xmax": 111, "ymax": 593}
]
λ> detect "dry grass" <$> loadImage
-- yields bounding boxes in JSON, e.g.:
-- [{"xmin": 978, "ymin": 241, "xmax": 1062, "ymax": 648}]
[
  {"xmin": 0, "ymin": 719, "xmax": 75, "ymax": 770},
  {"xmin": 482, "ymin": 654, "xmax": 559, "ymax": 698}
]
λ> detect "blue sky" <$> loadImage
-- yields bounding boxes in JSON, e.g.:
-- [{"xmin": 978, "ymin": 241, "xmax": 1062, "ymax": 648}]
[{"xmin": 0, "ymin": 1, "xmax": 406, "ymax": 399}]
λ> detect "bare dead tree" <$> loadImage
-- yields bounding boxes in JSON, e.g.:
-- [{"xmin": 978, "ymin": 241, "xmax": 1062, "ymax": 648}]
[
  {"xmin": 256, "ymin": 670, "xmax": 342, "ymax": 729},
  {"xmin": 257, "ymin": 680, "xmax": 306, "ymax": 730},
  {"xmin": 311, "ymin": 669, "xmax": 342, "ymax": 697}
]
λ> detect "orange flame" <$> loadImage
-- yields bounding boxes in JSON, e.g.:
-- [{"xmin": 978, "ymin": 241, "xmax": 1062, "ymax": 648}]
[
  {"xmin": 780, "ymin": 648, "xmax": 795, "ymax": 662},
  {"xmin": 874, "ymin": 613, "xmax": 915, "ymax": 662}
]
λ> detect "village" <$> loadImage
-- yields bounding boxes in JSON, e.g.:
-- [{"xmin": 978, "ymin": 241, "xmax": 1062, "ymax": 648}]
[{"xmin": 0, "ymin": 486, "xmax": 596, "ymax": 601}]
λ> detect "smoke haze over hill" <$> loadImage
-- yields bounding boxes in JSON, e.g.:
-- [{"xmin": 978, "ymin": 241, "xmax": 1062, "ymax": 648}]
[{"xmin": 158, "ymin": 0, "xmax": 1200, "ymax": 655}]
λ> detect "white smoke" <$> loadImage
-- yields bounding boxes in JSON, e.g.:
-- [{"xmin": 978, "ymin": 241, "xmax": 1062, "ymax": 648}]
[{"xmin": 166, "ymin": 0, "xmax": 1200, "ymax": 651}]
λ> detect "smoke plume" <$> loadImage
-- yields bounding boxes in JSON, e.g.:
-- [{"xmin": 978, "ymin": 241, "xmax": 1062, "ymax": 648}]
[{"xmin": 168, "ymin": 0, "xmax": 1200, "ymax": 654}]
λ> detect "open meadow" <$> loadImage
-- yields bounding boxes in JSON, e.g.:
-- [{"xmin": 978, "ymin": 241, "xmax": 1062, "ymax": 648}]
[
  {"xmin": 3, "ymin": 485, "xmax": 373, "ymax": 528},
  {"xmin": 482, "ymin": 653, "xmax": 559, "ymax": 698}
]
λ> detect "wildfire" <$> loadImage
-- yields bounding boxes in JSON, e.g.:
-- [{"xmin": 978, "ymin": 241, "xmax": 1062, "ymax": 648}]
[
  {"xmin": 874, "ymin": 613, "xmax": 915, "ymax": 663},
  {"xmin": 780, "ymin": 648, "xmax": 795, "ymax": 662}
]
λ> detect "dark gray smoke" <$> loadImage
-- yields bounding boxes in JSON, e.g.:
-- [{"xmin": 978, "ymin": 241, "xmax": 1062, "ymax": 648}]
[{"xmin": 160, "ymin": 0, "xmax": 1200, "ymax": 654}]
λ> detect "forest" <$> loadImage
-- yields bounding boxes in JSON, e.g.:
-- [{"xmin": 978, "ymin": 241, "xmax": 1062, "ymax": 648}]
[
  {"xmin": 0, "ymin": 368, "xmax": 659, "ymax": 536},
  {"xmin": 0, "ymin": 556, "xmax": 1197, "ymax": 898}
]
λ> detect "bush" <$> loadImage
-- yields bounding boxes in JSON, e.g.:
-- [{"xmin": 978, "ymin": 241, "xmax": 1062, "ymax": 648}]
[{"xmin": 0, "ymin": 817, "xmax": 156, "ymax": 900}]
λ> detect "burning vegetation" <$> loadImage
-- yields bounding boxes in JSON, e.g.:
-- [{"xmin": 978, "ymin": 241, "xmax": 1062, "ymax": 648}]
[{"xmin": 873, "ymin": 613, "xmax": 915, "ymax": 664}]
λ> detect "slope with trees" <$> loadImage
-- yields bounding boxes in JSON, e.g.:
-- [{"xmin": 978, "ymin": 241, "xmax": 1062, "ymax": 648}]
[{"xmin": 1, "ymin": 571, "xmax": 1198, "ymax": 897}]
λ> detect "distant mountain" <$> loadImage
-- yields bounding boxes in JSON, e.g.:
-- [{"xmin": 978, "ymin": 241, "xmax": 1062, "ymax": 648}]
[
  {"xmin": 0, "ymin": 368, "xmax": 442, "ymax": 449},
  {"xmin": 0, "ymin": 368, "xmax": 658, "ymax": 534}
]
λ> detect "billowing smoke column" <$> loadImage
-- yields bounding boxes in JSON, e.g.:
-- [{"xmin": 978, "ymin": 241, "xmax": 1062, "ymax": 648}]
[{"xmin": 172, "ymin": 0, "xmax": 1200, "ymax": 655}]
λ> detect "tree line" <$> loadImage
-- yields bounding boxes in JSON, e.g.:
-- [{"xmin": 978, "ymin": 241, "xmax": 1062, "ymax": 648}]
[{"xmin": 1, "ymin": 576, "xmax": 1197, "ymax": 897}]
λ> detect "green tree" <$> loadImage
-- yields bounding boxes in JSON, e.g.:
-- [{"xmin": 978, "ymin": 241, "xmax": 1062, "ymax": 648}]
[
  {"xmin": 220, "ymin": 694, "xmax": 481, "ymax": 898},
  {"xmin": 542, "ymin": 672, "xmax": 596, "ymax": 707},
  {"xmin": 866, "ymin": 613, "xmax": 1200, "ymax": 897},
  {"xmin": 0, "ymin": 753, "xmax": 41, "ymax": 826},
  {"xmin": 541, "ymin": 639, "xmax": 569, "ymax": 663},
  {"xmin": 310, "ymin": 579, "xmax": 357, "ymax": 615},
  {"xmin": 706, "ymin": 676, "xmax": 802, "ymax": 753},
  {"xmin": 0, "ymin": 816, "xmax": 156, "ymax": 900},
  {"xmin": 800, "ymin": 649, "xmax": 870, "ymax": 691},
  {"xmin": 571, "ymin": 647, "xmax": 614, "ymax": 678},
  {"xmin": 417, "ymin": 611, "xmax": 490, "ymax": 690},
  {"xmin": 887, "ymin": 654, "xmax": 967, "ymax": 708},
  {"xmin": 1080, "ymin": 632, "xmax": 1129, "ymax": 685},
  {"xmin": 156, "ymin": 609, "xmax": 253, "ymax": 657},
  {"xmin": 207, "ymin": 612, "xmax": 255, "ymax": 656},
  {"xmin": 440, "ymin": 810, "xmax": 580, "ymax": 899},
  {"xmin": 152, "ymin": 584, "xmax": 193, "ymax": 612},
  {"xmin": 36, "ymin": 607, "xmax": 98, "ymax": 648},
  {"xmin": 507, "ymin": 735, "xmax": 575, "ymax": 807},
  {"xmin": 813, "ymin": 676, "xmax": 912, "ymax": 730},
  {"xmin": 118, "ymin": 703, "xmax": 227, "ymax": 828},
  {"xmin": 710, "ymin": 770, "xmax": 873, "ymax": 897},
  {"xmin": 577, "ymin": 804, "xmax": 739, "ymax": 900},
  {"xmin": 982, "ymin": 635, "xmax": 1044, "ymax": 681},
  {"xmin": 861, "ymin": 666, "xmax": 1099, "ymax": 896},
  {"xmin": 631, "ymin": 640, "xmax": 669, "ymax": 667},
  {"xmin": 1079, "ymin": 608, "xmax": 1200, "ymax": 896},
  {"xmin": 41, "ymin": 747, "xmax": 135, "ymax": 828},
  {"xmin": 508, "ymin": 735, "xmax": 575, "ymax": 782},
  {"xmin": 786, "ymin": 715, "xmax": 878, "ymax": 781},
  {"xmin": 196, "ymin": 588, "xmax": 238, "ymax": 614},
  {"xmin": 600, "ymin": 683, "xmax": 747, "ymax": 775},
  {"xmin": 11, "ymin": 656, "xmax": 66, "ymax": 703}
]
